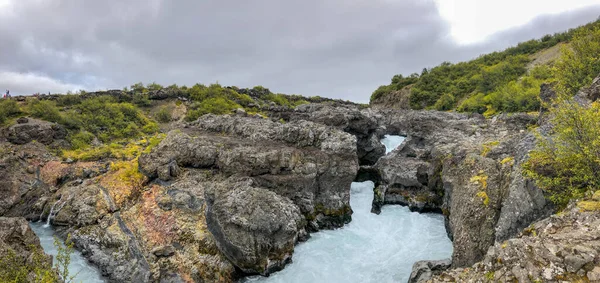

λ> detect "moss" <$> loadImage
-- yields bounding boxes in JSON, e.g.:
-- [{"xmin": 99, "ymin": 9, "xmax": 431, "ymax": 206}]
[
  {"xmin": 577, "ymin": 200, "xmax": 600, "ymax": 211},
  {"xmin": 484, "ymin": 271, "xmax": 495, "ymax": 280},
  {"xmin": 476, "ymin": 191, "xmax": 490, "ymax": 206},
  {"xmin": 481, "ymin": 141, "xmax": 500, "ymax": 157},
  {"xmin": 592, "ymin": 190, "xmax": 600, "ymax": 201},
  {"xmin": 500, "ymin": 156, "xmax": 515, "ymax": 165},
  {"xmin": 470, "ymin": 172, "xmax": 489, "ymax": 189},
  {"xmin": 523, "ymin": 226, "xmax": 538, "ymax": 237}
]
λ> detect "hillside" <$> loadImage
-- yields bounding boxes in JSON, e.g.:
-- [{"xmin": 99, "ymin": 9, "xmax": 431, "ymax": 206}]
[{"xmin": 370, "ymin": 19, "xmax": 600, "ymax": 116}]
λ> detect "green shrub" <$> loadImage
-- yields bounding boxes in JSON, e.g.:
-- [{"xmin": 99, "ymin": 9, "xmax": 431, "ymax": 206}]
[
  {"xmin": 146, "ymin": 82, "xmax": 163, "ymax": 91},
  {"xmin": 523, "ymin": 101, "xmax": 600, "ymax": 208},
  {"xmin": 186, "ymin": 97, "xmax": 241, "ymax": 121},
  {"xmin": 484, "ymin": 76, "xmax": 541, "ymax": 113},
  {"xmin": 156, "ymin": 106, "xmax": 172, "ymax": 123},
  {"xmin": 132, "ymin": 93, "xmax": 152, "ymax": 107},
  {"xmin": 263, "ymin": 93, "xmax": 292, "ymax": 107},
  {"xmin": 370, "ymin": 74, "xmax": 418, "ymax": 103},
  {"xmin": 0, "ymin": 235, "xmax": 75, "ymax": 283},
  {"xmin": 68, "ymin": 96, "xmax": 158, "ymax": 142},
  {"xmin": 0, "ymin": 100, "xmax": 21, "ymax": 124},
  {"xmin": 554, "ymin": 25, "xmax": 600, "ymax": 96},
  {"xmin": 188, "ymin": 83, "xmax": 253, "ymax": 106},
  {"xmin": 457, "ymin": 93, "xmax": 487, "ymax": 114},
  {"xmin": 55, "ymin": 94, "xmax": 82, "ymax": 107},
  {"xmin": 27, "ymin": 100, "xmax": 63, "ymax": 123},
  {"xmin": 69, "ymin": 131, "xmax": 95, "ymax": 150},
  {"xmin": 434, "ymin": 93, "xmax": 456, "ymax": 111},
  {"xmin": 131, "ymin": 82, "xmax": 146, "ymax": 93}
]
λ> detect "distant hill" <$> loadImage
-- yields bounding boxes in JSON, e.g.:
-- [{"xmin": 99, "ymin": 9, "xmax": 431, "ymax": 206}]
[{"xmin": 370, "ymin": 19, "xmax": 600, "ymax": 116}]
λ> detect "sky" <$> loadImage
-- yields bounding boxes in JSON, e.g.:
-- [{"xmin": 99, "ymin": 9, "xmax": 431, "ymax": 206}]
[{"xmin": 0, "ymin": 1, "xmax": 599, "ymax": 102}]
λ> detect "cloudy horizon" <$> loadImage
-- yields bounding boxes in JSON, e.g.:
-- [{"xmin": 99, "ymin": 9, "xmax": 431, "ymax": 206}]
[{"xmin": 0, "ymin": 0, "xmax": 599, "ymax": 102}]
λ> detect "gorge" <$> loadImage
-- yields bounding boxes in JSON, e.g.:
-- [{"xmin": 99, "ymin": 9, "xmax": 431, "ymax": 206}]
[{"xmin": 246, "ymin": 136, "xmax": 452, "ymax": 283}]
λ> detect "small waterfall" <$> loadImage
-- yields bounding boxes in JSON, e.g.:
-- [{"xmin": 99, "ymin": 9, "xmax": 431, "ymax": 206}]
[{"xmin": 44, "ymin": 195, "xmax": 68, "ymax": 228}]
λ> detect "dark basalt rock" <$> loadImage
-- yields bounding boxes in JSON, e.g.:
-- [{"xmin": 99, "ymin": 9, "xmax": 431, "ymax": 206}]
[
  {"xmin": 205, "ymin": 178, "xmax": 305, "ymax": 275},
  {"xmin": 408, "ymin": 259, "xmax": 451, "ymax": 283},
  {"xmin": 6, "ymin": 119, "xmax": 66, "ymax": 145}
]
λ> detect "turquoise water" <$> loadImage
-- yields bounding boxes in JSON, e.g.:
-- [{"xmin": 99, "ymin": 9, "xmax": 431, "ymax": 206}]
[
  {"xmin": 29, "ymin": 222, "xmax": 105, "ymax": 283},
  {"xmin": 245, "ymin": 136, "xmax": 453, "ymax": 283}
]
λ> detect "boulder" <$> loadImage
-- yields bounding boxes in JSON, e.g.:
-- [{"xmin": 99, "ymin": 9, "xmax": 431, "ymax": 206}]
[
  {"xmin": 6, "ymin": 119, "xmax": 66, "ymax": 145},
  {"xmin": 408, "ymin": 259, "xmax": 451, "ymax": 283},
  {"xmin": 205, "ymin": 178, "xmax": 305, "ymax": 275}
]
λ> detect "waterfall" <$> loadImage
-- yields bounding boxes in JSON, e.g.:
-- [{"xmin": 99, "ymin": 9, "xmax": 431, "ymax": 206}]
[{"xmin": 44, "ymin": 195, "xmax": 68, "ymax": 228}]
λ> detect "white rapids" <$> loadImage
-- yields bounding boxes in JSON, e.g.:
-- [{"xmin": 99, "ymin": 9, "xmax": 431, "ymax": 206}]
[
  {"xmin": 246, "ymin": 136, "xmax": 453, "ymax": 283},
  {"xmin": 29, "ymin": 222, "xmax": 105, "ymax": 283}
]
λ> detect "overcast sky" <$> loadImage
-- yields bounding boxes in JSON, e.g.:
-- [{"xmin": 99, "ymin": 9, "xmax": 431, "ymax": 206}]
[{"xmin": 0, "ymin": 0, "xmax": 599, "ymax": 102}]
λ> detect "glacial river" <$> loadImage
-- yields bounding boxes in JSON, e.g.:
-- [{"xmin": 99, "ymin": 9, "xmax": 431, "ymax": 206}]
[
  {"xmin": 246, "ymin": 135, "xmax": 453, "ymax": 283},
  {"xmin": 29, "ymin": 222, "xmax": 105, "ymax": 283}
]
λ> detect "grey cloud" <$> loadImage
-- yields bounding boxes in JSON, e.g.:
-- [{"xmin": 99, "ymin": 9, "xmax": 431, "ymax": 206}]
[{"xmin": 1, "ymin": 1, "xmax": 599, "ymax": 102}]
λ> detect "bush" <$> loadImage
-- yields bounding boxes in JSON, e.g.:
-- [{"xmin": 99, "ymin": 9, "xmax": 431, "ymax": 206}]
[
  {"xmin": 554, "ymin": 26, "xmax": 600, "ymax": 96},
  {"xmin": 69, "ymin": 131, "xmax": 95, "ymax": 150},
  {"xmin": 523, "ymin": 100, "xmax": 600, "ymax": 208},
  {"xmin": 67, "ymin": 96, "xmax": 158, "ymax": 142},
  {"xmin": 156, "ymin": 107, "xmax": 172, "ymax": 123},
  {"xmin": 146, "ymin": 82, "xmax": 163, "ymax": 91},
  {"xmin": 0, "ymin": 100, "xmax": 21, "ymax": 124},
  {"xmin": 27, "ymin": 100, "xmax": 63, "ymax": 123},
  {"xmin": 132, "ymin": 93, "xmax": 152, "ymax": 107},
  {"xmin": 186, "ymin": 97, "xmax": 241, "ymax": 121},
  {"xmin": 188, "ymin": 83, "xmax": 253, "ymax": 106},
  {"xmin": 434, "ymin": 93, "xmax": 455, "ymax": 111},
  {"xmin": 457, "ymin": 93, "xmax": 487, "ymax": 114},
  {"xmin": 55, "ymin": 94, "xmax": 82, "ymax": 107},
  {"xmin": 263, "ymin": 93, "xmax": 291, "ymax": 107}
]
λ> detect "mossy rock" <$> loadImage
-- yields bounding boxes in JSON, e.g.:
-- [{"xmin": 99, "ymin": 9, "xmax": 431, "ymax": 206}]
[{"xmin": 577, "ymin": 201, "xmax": 600, "ymax": 212}]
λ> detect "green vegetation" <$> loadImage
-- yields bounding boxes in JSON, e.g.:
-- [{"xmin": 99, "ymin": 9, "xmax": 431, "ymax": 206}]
[
  {"xmin": 554, "ymin": 25, "xmax": 600, "ymax": 96},
  {"xmin": 371, "ymin": 19, "xmax": 600, "ymax": 115},
  {"xmin": 523, "ymin": 101, "xmax": 600, "ymax": 207},
  {"xmin": 0, "ymin": 236, "xmax": 75, "ymax": 283},
  {"xmin": 523, "ymin": 24, "xmax": 600, "ymax": 208},
  {"xmin": 27, "ymin": 100, "xmax": 64, "ymax": 124},
  {"xmin": 156, "ymin": 106, "xmax": 172, "ymax": 123},
  {"xmin": 0, "ymin": 100, "xmax": 21, "ymax": 124}
]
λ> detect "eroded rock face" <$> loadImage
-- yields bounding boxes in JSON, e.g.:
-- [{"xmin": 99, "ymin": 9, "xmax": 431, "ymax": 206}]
[
  {"xmin": 371, "ymin": 109, "xmax": 553, "ymax": 267},
  {"xmin": 205, "ymin": 178, "xmax": 305, "ymax": 275},
  {"xmin": 268, "ymin": 103, "xmax": 385, "ymax": 165},
  {"xmin": 430, "ymin": 199, "xmax": 600, "ymax": 282}
]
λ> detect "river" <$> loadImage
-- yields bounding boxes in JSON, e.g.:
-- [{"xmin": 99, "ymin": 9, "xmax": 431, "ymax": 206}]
[{"xmin": 245, "ymin": 135, "xmax": 453, "ymax": 283}]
